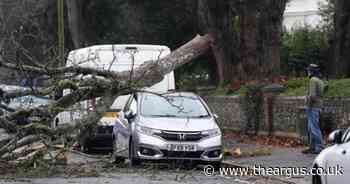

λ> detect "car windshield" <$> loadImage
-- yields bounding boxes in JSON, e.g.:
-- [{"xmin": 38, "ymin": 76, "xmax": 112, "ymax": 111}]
[{"xmin": 140, "ymin": 93, "xmax": 209, "ymax": 118}]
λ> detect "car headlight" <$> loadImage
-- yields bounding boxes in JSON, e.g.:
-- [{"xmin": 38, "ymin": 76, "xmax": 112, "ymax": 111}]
[
  {"xmin": 136, "ymin": 125, "xmax": 161, "ymax": 136},
  {"xmin": 202, "ymin": 128, "xmax": 221, "ymax": 138}
]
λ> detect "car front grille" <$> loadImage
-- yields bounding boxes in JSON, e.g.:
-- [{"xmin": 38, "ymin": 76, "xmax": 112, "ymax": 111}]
[
  {"xmin": 97, "ymin": 126, "xmax": 113, "ymax": 134},
  {"xmin": 161, "ymin": 150, "xmax": 204, "ymax": 158},
  {"xmin": 155, "ymin": 131, "xmax": 205, "ymax": 142}
]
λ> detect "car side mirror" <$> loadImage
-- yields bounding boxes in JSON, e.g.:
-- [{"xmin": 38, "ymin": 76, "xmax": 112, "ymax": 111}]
[
  {"xmin": 125, "ymin": 110, "xmax": 136, "ymax": 120},
  {"xmin": 328, "ymin": 130, "xmax": 343, "ymax": 144},
  {"xmin": 213, "ymin": 114, "xmax": 219, "ymax": 119}
]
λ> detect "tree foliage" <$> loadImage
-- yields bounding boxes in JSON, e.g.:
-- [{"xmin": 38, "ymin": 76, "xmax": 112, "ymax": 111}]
[
  {"xmin": 281, "ymin": 27, "xmax": 329, "ymax": 76},
  {"xmin": 80, "ymin": 0, "xmax": 198, "ymax": 49},
  {"xmin": 0, "ymin": 0, "xmax": 57, "ymax": 84}
]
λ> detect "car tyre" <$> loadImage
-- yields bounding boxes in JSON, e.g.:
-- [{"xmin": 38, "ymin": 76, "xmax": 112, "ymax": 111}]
[
  {"xmin": 129, "ymin": 139, "xmax": 141, "ymax": 166},
  {"xmin": 312, "ymin": 174, "xmax": 322, "ymax": 184},
  {"xmin": 312, "ymin": 165, "xmax": 322, "ymax": 184},
  {"xmin": 81, "ymin": 142, "xmax": 90, "ymax": 154}
]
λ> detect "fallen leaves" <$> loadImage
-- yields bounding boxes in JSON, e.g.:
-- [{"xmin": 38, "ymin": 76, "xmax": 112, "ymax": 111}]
[
  {"xmin": 224, "ymin": 147, "xmax": 272, "ymax": 158},
  {"xmin": 55, "ymin": 151, "xmax": 68, "ymax": 165},
  {"xmin": 222, "ymin": 131, "xmax": 305, "ymax": 158},
  {"xmin": 224, "ymin": 131, "xmax": 305, "ymax": 148},
  {"xmin": 232, "ymin": 148, "xmax": 242, "ymax": 157}
]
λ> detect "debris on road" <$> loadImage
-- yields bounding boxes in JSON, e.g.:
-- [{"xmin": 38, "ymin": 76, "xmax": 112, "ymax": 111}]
[
  {"xmin": 224, "ymin": 147, "xmax": 272, "ymax": 158},
  {"xmin": 224, "ymin": 131, "xmax": 305, "ymax": 148}
]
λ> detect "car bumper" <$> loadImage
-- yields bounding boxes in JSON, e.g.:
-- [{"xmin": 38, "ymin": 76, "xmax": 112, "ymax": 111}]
[
  {"xmin": 133, "ymin": 132, "xmax": 222, "ymax": 161},
  {"xmin": 86, "ymin": 134, "xmax": 113, "ymax": 151}
]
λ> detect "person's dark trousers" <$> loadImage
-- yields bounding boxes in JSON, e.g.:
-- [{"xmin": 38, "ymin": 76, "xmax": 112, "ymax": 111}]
[{"xmin": 306, "ymin": 107, "xmax": 324, "ymax": 152}]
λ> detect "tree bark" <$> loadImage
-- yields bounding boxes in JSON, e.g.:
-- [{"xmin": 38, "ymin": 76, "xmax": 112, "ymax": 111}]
[
  {"xmin": 259, "ymin": 0, "xmax": 288, "ymax": 78},
  {"xmin": 0, "ymin": 1, "xmax": 5, "ymax": 63},
  {"xmin": 197, "ymin": 0, "xmax": 237, "ymax": 84},
  {"xmin": 0, "ymin": 135, "xmax": 40, "ymax": 157},
  {"xmin": 238, "ymin": 1, "xmax": 259, "ymax": 80},
  {"xmin": 333, "ymin": 0, "xmax": 350, "ymax": 77},
  {"xmin": 66, "ymin": 0, "xmax": 87, "ymax": 48}
]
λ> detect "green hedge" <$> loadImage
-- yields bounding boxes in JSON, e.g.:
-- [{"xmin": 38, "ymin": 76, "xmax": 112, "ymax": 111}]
[{"xmin": 280, "ymin": 78, "xmax": 350, "ymax": 97}]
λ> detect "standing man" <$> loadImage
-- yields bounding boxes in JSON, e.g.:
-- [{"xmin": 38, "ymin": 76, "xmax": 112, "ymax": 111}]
[{"xmin": 302, "ymin": 64, "xmax": 325, "ymax": 154}]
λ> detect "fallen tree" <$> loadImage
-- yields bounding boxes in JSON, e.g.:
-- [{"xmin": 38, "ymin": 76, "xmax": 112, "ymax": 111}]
[{"xmin": 0, "ymin": 34, "xmax": 214, "ymax": 163}]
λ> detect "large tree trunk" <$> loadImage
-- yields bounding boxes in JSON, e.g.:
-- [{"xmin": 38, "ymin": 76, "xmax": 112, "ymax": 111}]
[
  {"xmin": 198, "ymin": 0, "xmax": 287, "ymax": 82},
  {"xmin": 66, "ymin": 0, "xmax": 87, "ymax": 48},
  {"xmin": 333, "ymin": 0, "xmax": 350, "ymax": 77},
  {"xmin": 259, "ymin": 0, "xmax": 288, "ymax": 78},
  {"xmin": 238, "ymin": 0, "xmax": 259, "ymax": 80},
  {"xmin": 0, "ymin": 1, "xmax": 3, "ymax": 62},
  {"xmin": 198, "ymin": 0, "xmax": 237, "ymax": 84}
]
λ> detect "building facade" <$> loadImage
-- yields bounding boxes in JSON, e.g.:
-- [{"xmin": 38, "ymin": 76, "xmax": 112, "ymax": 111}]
[{"xmin": 283, "ymin": 0, "xmax": 327, "ymax": 30}]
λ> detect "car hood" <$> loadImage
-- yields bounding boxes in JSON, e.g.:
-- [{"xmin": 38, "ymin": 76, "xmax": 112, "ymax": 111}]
[
  {"xmin": 313, "ymin": 145, "xmax": 336, "ymax": 168},
  {"xmin": 138, "ymin": 116, "xmax": 219, "ymax": 132}
]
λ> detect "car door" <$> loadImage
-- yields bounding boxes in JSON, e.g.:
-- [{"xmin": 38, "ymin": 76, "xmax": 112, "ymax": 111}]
[
  {"xmin": 114, "ymin": 95, "xmax": 137, "ymax": 157},
  {"xmin": 326, "ymin": 130, "xmax": 350, "ymax": 184}
]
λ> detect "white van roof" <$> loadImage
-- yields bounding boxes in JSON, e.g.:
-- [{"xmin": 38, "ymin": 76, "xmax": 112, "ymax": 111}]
[
  {"xmin": 68, "ymin": 44, "xmax": 174, "ymax": 104},
  {"xmin": 66, "ymin": 44, "xmax": 171, "ymax": 71},
  {"xmin": 73, "ymin": 44, "xmax": 170, "ymax": 51}
]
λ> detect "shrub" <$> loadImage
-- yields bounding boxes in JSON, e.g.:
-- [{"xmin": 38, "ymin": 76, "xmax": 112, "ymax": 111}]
[{"xmin": 281, "ymin": 26, "xmax": 329, "ymax": 77}]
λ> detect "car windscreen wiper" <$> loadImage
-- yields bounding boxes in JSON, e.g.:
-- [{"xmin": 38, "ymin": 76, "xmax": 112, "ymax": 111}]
[
  {"xmin": 151, "ymin": 114, "xmax": 178, "ymax": 117},
  {"xmin": 192, "ymin": 115, "xmax": 210, "ymax": 118}
]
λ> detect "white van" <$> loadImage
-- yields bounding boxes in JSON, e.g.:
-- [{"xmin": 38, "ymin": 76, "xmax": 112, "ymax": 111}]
[{"xmin": 53, "ymin": 45, "xmax": 175, "ymax": 129}]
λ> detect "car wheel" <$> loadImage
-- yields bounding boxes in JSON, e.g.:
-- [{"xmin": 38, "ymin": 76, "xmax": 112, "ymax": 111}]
[
  {"xmin": 312, "ymin": 174, "xmax": 322, "ymax": 184},
  {"xmin": 81, "ymin": 142, "xmax": 90, "ymax": 154},
  {"xmin": 129, "ymin": 139, "xmax": 141, "ymax": 166},
  {"xmin": 312, "ymin": 165, "xmax": 322, "ymax": 184},
  {"xmin": 312, "ymin": 175, "xmax": 322, "ymax": 184}
]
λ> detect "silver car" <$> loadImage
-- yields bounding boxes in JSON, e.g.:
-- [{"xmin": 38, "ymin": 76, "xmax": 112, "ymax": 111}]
[{"xmin": 112, "ymin": 92, "xmax": 222, "ymax": 166}]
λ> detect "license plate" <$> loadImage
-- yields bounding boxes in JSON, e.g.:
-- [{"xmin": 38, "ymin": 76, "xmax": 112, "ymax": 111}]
[{"xmin": 168, "ymin": 144, "xmax": 197, "ymax": 152}]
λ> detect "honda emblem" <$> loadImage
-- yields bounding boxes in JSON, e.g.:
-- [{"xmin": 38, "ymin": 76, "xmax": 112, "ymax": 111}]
[{"xmin": 178, "ymin": 133, "xmax": 186, "ymax": 141}]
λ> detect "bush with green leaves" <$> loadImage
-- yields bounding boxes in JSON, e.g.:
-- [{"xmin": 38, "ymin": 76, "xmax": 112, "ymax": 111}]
[{"xmin": 281, "ymin": 26, "xmax": 329, "ymax": 76}]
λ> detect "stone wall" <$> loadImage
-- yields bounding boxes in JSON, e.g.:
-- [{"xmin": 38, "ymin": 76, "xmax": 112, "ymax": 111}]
[
  {"xmin": 203, "ymin": 95, "xmax": 350, "ymax": 137},
  {"xmin": 203, "ymin": 96, "xmax": 243, "ymax": 131}
]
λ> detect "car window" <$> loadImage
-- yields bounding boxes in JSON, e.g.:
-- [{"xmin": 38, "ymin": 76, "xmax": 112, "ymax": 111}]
[
  {"xmin": 342, "ymin": 128, "xmax": 350, "ymax": 143},
  {"xmin": 124, "ymin": 95, "xmax": 137, "ymax": 114},
  {"xmin": 111, "ymin": 95, "xmax": 130, "ymax": 111},
  {"xmin": 140, "ymin": 93, "xmax": 209, "ymax": 118},
  {"xmin": 129, "ymin": 98, "xmax": 137, "ymax": 114}
]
